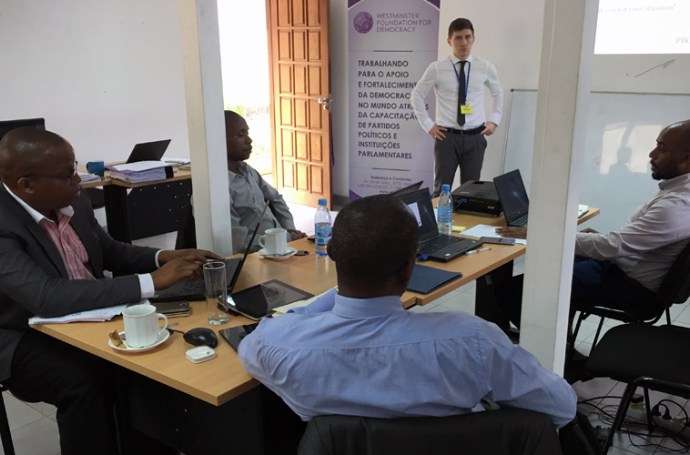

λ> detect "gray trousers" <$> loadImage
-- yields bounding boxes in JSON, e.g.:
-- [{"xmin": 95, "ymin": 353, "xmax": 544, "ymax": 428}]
[{"xmin": 433, "ymin": 133, "xmax": 487, "ymax": 195}]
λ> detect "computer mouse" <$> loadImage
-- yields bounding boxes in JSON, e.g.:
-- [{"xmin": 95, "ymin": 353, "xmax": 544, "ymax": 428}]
[{"xmin": 183, "ymin": 327, "xmax": 218, "ymax": 348}]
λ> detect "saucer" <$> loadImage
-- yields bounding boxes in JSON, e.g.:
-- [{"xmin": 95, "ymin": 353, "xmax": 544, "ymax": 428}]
[
  {"xmin": 108, "ymin": 329, "xmax": 170, "ymax": 353},
  {"xmin": 259, "ymin": 247, "xmax": 297, "ymax": 260}
]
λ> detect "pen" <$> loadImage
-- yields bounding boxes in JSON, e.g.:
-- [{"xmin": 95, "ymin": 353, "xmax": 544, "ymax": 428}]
[{"xmin": 466, "ymin": 247, "xmax": 492, "ymax": 256}]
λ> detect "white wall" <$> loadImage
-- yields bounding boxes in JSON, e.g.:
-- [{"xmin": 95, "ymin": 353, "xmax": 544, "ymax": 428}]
[
  {"xmin": 0, "ymin": 0, "xmax": 189, "ymax": 163},
  {"xmin": 2, "ymin": 0, "xmax": 688, "ymax": 199}
]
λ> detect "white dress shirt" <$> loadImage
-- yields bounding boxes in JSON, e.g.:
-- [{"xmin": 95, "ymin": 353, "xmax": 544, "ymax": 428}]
[{"xmin": 411, "ymin": 55, "xmax": 504, "ymax": 133}]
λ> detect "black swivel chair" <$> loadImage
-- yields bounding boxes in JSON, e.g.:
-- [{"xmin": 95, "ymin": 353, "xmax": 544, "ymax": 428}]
[
  {"xmin": 587, "ymin": 323, "xmax": 690, "ymax": 454},
  {"xmin": 297, "ymin": 408, "xmax": 562, "ymax": 455},
  {"xmin": 0, "ymin": 385, "xmax": 16, "ymax": 455},
  {"xmin": 570, "ymin": 241, "xmax": 690, "ymax": 354}
]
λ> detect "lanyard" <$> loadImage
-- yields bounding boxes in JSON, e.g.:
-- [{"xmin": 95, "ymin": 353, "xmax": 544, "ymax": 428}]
[{"xmin": 452, "ymin": 59, "xmax": 471, "ymax": 100}]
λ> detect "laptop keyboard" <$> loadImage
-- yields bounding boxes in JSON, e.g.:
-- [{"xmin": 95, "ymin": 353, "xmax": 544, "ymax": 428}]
[
  {"xmin": 418, "ymin": 235, "xmax": 462, "ymax": 255},
  {"xmin": 511, "ymin": 215, "xmax": 528, "ymax": 226}
]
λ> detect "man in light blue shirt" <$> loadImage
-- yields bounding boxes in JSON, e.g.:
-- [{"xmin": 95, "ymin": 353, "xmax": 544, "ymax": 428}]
[{"xmin": 239, "ymin": 195, "xmax": 576, "ymax": 429}]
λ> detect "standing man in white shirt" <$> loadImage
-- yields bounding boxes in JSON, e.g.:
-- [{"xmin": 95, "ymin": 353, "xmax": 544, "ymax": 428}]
[{"xmin": 411, "ymin": 18, "xmax": 504, "ymax": 196}]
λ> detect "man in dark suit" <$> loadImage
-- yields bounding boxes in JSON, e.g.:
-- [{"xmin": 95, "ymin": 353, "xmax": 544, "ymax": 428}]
[{"xmin": 0, "ymin": 127, "xmax": 219, "ymax": 454}]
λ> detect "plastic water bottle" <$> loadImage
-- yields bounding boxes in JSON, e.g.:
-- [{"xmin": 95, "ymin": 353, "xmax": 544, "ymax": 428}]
[
  {"xmin": 437, "ymin": 184, "xmax": 453, "ymax": 236},
  {"xmin": 314, "ymin": 198, "xmax": 332, "ymax": 257}
]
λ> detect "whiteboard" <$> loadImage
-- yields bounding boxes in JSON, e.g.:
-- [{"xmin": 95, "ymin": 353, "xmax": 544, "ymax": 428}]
[{"xmin": 503, "ymin": 90, "xmax": 690, "ymax": 233}]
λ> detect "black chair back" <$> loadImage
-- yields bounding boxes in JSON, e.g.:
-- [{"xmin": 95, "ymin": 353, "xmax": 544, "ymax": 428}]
[
  {"xmin": 297, "ymin": 408, "xmax": 562, "ymax": 455},
  {"xmin": 587, "ymin": 324, "xmax": 690, "ymax": 453},
  {"xmin": 654, "ymin": 241, "xmax": 690, "ymax": 308}
]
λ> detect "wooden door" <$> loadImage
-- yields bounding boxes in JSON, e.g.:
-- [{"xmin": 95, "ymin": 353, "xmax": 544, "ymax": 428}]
[{"xmin": 266, "ymin": 0, "xmax": 332, "ymax": 208}]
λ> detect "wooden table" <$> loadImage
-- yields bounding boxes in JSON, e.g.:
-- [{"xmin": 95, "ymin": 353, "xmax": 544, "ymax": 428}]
[
  {"xmin": 32, "ymin": 237, "xmax": 416, "ymax": 408},
  {"xmin": 30, "ymin": 210, "xmax": 597, "ymax": 453},
  {"xmin": 406, "ymin": 208, "xmax": 600, "ymax": 306}
]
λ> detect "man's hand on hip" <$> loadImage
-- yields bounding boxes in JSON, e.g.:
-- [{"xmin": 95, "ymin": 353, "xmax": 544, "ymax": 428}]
[
  {"xmin": 428, "ymin": 125, "xmax": 447, "ymax": 141},
  {"xmin": 482, "ymin": 122, "xmax": 497, "ymax": 136}
]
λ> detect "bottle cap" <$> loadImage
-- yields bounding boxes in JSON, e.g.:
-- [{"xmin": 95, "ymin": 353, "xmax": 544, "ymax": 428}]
[
  {"xmin": 318, "ymin": 198, "xmax": 327, "ymax": 206},
  {"xmin": 441, "ymin": 184, "xmax": 450, "ymax": 192}
]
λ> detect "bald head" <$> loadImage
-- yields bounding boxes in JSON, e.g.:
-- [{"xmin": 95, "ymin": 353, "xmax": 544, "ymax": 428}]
[
  {"xmin": 665, "ymin": 119, "xmax": 690, "ymax": 145},
  {"xmin": 0, "ymin": 128, "xmax": 71, "ymax": 186},
  {"xmin": 650, "ymin": 119, "xmax": 690, "ymax": 181}
]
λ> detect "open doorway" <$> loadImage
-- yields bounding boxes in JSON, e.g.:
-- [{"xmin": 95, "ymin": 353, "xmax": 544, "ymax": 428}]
[{"xmin": 217, "ymin": 1, "xmax": 272, "ymax": 176}]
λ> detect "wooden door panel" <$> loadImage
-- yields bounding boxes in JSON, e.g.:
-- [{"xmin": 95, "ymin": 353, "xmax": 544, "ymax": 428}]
[
  {"xmin": 306, "ymin": 0, "xmax": 320, "ymax": 25},
  {"xmin": 310, "ymin": 133, "xmax": 322, "ymax": 161},
  {"xmin": 267, "ymin": 0, "xmax": 331, "ymax": 208}
]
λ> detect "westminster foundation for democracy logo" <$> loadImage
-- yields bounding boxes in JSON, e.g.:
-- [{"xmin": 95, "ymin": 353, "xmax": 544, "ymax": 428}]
[
  {"xmin": 354, "ymin": 11, "xmax": 433, "ymax": 34},
  {"xmin": 353, "ymin": 11, "xmax": 374, "ymax": 33}
]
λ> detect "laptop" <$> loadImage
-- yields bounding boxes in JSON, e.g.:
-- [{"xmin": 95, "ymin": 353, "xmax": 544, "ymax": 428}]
[
  {"xmin": 126, "ymin": 139, "xmax": 172, "ymax": 163},
  {"xmin": 149, "ymin": 201, "xmax": 268, "ymax": 302},
  {"xmin": 389, "ymin": 180, "xmax": 424, "ymax": 198},
  {"xmin": 493, "ymin": 169, "xmax": 529, "ymax": 227},
  {"xmin": 396, "ymin": 188, "xmax": 482, "ymax": 262}
]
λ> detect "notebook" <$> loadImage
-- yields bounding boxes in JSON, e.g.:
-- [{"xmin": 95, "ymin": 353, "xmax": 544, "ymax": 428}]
[
  {"xmin": 396, "ymin": 188, "xmax": 482, "ymax": 262},
  {"xmin": 493, "ymin": 169, "xmax": 529, "ymax": 227},
  {"xmin": 149, "ymin": 201, "xmax": 268, "ymax": 302},
  {"xmin": 126, "ymin": 139, "xmax": 172, "ymax": 163},
  {"xmin": 406, "ymin": 264, "xmax": 462, "ymax": 294}
]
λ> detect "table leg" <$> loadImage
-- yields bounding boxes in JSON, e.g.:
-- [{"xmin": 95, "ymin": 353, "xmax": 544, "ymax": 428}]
[
  {"xmin": 475, "ymin": 260, "xmax": 513, "ymax": 332},
  {"xmin": 103, "ymin": 186, "xmax": 131, "ymax": 243}
]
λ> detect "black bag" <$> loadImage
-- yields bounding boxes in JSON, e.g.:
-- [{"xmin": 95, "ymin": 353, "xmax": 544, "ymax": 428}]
[{"xmin": 559, "ymin": 412, "xmax": 602, "ymax": 455}]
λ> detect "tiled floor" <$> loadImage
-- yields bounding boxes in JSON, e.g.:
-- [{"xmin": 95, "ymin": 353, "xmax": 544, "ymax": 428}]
[{"xmin": 5, "ymin": 206, "xmax": 690, "ymax": 454}]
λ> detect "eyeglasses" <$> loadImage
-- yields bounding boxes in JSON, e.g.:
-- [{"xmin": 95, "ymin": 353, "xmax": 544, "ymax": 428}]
[{"xmin": 24, "ymin": 161, "xmax": 79, "ymax": 182}]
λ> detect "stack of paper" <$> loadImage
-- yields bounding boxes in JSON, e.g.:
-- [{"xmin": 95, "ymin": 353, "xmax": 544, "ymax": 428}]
[
  {"xmin": 107, "ymin": 161, "xmax": 172, "ymax": 183},
  {"xmin": 78, "ymin": 172, "xmax": 101, "ymax": 183},
  {"xmin": 29, "ymin": 304, "xmax": 129, "ymax": 324}
]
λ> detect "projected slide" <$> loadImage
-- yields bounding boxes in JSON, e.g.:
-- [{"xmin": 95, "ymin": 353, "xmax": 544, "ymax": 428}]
[{"xmin": 595, "ymin": 0, "xmax": 690, "ymax": 54}]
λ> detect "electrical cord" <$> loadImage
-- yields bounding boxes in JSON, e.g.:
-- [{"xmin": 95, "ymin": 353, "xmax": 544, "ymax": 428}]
[{"xmin": 577, "ymin": 395, "xmax": 690, "ymax": 452}]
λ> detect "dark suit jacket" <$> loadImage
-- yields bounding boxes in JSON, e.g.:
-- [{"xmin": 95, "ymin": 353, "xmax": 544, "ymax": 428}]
[{"xmin": 0, "ymin": 185, "xmax": 159, "ymax": 380}]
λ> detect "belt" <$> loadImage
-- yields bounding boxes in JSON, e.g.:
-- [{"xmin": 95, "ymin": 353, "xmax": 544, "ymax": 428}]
[{"xmin": 446, "ymin": 125, "xmax": 484, "ymax": 136}]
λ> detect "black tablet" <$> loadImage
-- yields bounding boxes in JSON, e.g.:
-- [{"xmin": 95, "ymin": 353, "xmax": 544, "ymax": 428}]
[
  {"xmin": 224, "ymin": 279, "xmax": 313, "ymax": 320},
  {"xmin": 219, "ymin": 323, "xmax": 259, "ymax": 352}
]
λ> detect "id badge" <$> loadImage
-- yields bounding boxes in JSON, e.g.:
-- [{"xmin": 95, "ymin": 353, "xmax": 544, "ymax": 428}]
[{"xmin": 461, "ymin": 104, "xmax": 473, "ymax": 115}]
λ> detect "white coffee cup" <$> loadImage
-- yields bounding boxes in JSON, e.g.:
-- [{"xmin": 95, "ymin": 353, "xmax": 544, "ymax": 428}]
[
  {"xmin": 122, "ymin": 303, "xmax": 168, "ymax": 348},
  {"xmin": 259, "ymin": 228, "xmax": 289, "ymax": 255}
]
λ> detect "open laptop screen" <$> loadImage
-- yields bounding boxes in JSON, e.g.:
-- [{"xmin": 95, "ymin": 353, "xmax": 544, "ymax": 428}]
[
  {"xmin": 126, "ymin": 139, "xmax": 172, "ymax": 163},
  {"xmin": 394, "ymin": 188, "xmax": 438, "ymax": 242},
  {"xmin": 493, "ymin": 169, "xmax": 529, "ymax": 224}
]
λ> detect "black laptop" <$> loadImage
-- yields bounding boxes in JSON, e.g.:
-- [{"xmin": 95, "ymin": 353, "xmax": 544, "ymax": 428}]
[
  {"xmin": 150, "ymin": 202, "xmax": 268, "ymax": 302},
  {"xmin": 389, "ymin": 180, "xmax": 424, "ymax": 198},
  {"xmin": 493, "ymin": 169, "xmax": 530, "ymax": 227},
  {"xmin": 396, "ymin": 188, "xmax": 482, "ymax": 262},
  {"xmin": 126, "ymin": 139, "xmax": 172, "ymax": 163}
]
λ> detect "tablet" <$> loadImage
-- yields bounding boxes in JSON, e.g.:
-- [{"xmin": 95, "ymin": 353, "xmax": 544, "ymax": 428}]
[
  {"xmin": 224, "ymin": 279, "xmax": 313, "ymax": 320},
  {"xmin": 219, "ymin": 323, "xmax": 259, "ymax": 352}
]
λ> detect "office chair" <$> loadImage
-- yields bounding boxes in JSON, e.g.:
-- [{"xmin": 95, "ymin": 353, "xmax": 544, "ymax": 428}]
[
  {"xmin": 587, "ymin": 323, "xmax": 690, "ymax": 454},
  {"xmin": 297, "ymin": 408, "xmax": 562, "ymax": 455},
  {"xmin": 569, "ymin": 241, "xmax": 690, "ymax": 355},
  {"xmin": 0, "ymin": 385, "xmax": 16, "ymax": 455}
]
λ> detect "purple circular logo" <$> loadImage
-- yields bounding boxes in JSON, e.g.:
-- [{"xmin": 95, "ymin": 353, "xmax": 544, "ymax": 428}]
[{"xmin": 353, "ymin": 12, "xmax": 373, "ymax": 33}]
